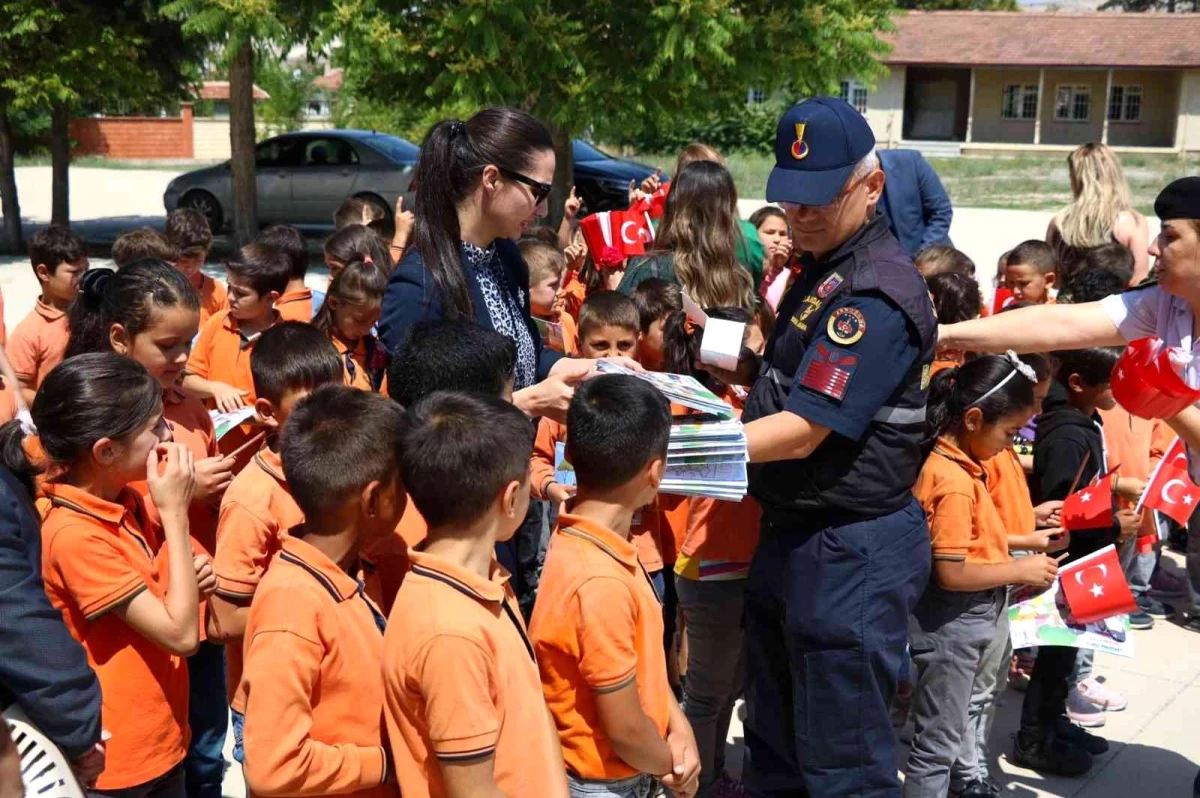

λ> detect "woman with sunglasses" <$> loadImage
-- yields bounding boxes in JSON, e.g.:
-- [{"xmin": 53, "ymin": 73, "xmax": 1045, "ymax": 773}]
[{"xmin": 379, "ymin": 107, "xmax": 599, "ymax": 421}]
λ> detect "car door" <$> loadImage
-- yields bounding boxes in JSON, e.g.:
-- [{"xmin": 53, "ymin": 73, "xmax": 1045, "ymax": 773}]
[
  {"xmin": 255, "ymin": 138, "xmax": 301, "ymax": 223},
  {"xmin": 290, "ymin": 137, "xmax": 361, "ymax": 225}
]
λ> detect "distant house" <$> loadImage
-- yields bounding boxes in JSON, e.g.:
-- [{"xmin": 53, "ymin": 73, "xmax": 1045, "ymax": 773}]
[
  {"xmin": 309, "ymin": 69, "xmax": 343, "ymax": 120},
  {"xmin": 195, "ymin": 81, "xmax": 271, "ymax": 118},
  {"xmin": 854, "ymin": 11, "xmax": 1200, "ymax": 154}
]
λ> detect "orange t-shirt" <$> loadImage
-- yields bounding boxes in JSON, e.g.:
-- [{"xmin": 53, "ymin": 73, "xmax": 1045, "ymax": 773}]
[
  {"xmin": 39, "ymin": 483, "xmax": 192, "ymax": 790},
  {"xmin": 196, "ymin": 274, "xmax": 230, "ymax": 328},
  {"xmin": 214, "ymin": 444, "xmax": 304, "ymax": 712},
  {"xmin": 242, "ymin": 535, "xmax": 395, "ymax": 798},
  {"xmin": 275, "ymin": 288, "xmax": 314, "ymax": 322},
  {"xmin": 982, "ymin": 447, "xmax": 1035, "ymax": 538},
  {"xmin": 930, "ymin": 352, "xmax": 964, "ymax": 378},
  {"xmin": 361, "ymin": 500, "xmax": 427, "ymax": 617},
  {"xmin": 9, "ymin": 298, "xmax": 69, "ymax": 388},
  {"xmin": 383, "ymin": 549, "xmax": 562, "ymax": 798},
  {"xmin": 914, "ymin": 437, "xmax": 1011, "ymax": 565},
  {"xmin": 558, "ymin": 271, "xmax": 588, "ymax": 322},
  {"xmin": 530, "ymin": 513, "xmax": 671, "ymax": 781},
  {"xmin": 1099, "ymin": 405, "xmax": 1159, "ymax": 539}
]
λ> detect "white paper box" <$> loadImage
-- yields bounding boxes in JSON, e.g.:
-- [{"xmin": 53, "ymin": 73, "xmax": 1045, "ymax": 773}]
[{"xmin": 700, "ymin": 318, "xmax": 745, "ymax": 372}]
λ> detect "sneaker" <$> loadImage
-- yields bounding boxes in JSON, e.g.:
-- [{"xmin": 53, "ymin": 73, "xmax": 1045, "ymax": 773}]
[
  {"xmin": 953, "ymin": 779, "xmax": 1001, "ymax": 797},
  {"xmin": 1076, "ymin": 676, "xmax": 1127, "ymax": 711},
  {"xmin": 1011, "ymin": 734, "xmax": 1092, "ymax": 777},
  {"xmin": 1066, "ymin": 687, "xmax": 1106, "ymax": 727},
  {"xmin": 1183, "ymin": 616, "xmax": 1200, "ymax": 634},
  {"xmin": 1055, "ymin": 716, "xmax": 1111, "ymax": 755},
  {"xmin": 714, "ymin": 773, "xmax": 746, "ymax": 798},
  {"xmin": 1137, "ymin": 595, "xmax": 1175, "ymax": 618},
  {"xmin": 1151, "ymin": 567, "xmax": 1188, "ymax": 597},
  {"xmin": 1129, "ymin": 609, "xmax": 1156, "ymax": 630}
]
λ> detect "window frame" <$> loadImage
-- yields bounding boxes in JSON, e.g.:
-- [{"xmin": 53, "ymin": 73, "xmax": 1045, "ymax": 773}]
[
  {"xmin": 1107, "ymin": 84, "xmax": 1142, "ymax": 123},
  {"xmin": 1053, "ymin": 84, "xmax": 1091, "ymax": 123},
  {"xmin": 839, "ymin": 80, "xmax": 870, "ymax": 114},
  {"xmin": 1000, "ymin": 84, "xmax": 1039, "ymax": 121}
]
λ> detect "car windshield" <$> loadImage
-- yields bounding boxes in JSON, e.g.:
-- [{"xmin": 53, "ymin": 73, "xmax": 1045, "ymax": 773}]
[
  {"xmin": 364, "ymin": 135, "xmax": 419, "ymax": 164},
  {"xmin": 572, "ymin": 140, "xmax": 611, "ymax": 162}
]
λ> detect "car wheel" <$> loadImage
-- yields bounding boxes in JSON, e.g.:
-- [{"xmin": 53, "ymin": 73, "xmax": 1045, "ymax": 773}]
[{"xmin": 180, "ymin": 190, "xmax": 223, "ymax": 233}]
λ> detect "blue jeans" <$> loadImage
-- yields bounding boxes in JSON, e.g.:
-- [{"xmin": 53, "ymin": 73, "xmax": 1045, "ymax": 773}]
[
  {"xmin": 742, "ymin": 501, "xmax": 932, "ymax": 798},
  {"xmin": 230, "ymin": 709, "xmax": 245, "ymax": 765},
  {"xmin": 567, "ymin": 772, "xmax": 658, "ymax": 797},
  {"xmin": 184, "ymin": 641, "xmax": 227, "ymax": 798}
]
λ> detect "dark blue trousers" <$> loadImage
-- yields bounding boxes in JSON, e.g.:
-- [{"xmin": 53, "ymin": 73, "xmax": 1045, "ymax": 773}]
[
  {"xmin": 183, "ymin": 641, "xmax": 228, "ymax": 798},
  {"xmin": 743, "ymin": 500, "xmax": 931, "ymax": 797}
]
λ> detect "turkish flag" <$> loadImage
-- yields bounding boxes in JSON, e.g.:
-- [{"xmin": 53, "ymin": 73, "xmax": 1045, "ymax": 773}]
[
  {"xmin": 1062, "ymin": 468, "xmax": 1117, "ymax": 531},
  {"xmin": 1139, "ymin": 437, "xmax": 1200, "ymax": 526},
  {"xmin": 992, "ymin": 287, "xmax": 1015, "ymax": 315},
  {"xmin": 579, "ymin": 211, "xmax": 624, "ymax": 269},
  {"xmin": 1059, "ymin": 545, "xmax": 1138, "ymax": 624},
  {"xmin": 615, "ymin": 211, "xmax": 650, "ymax": 256}
]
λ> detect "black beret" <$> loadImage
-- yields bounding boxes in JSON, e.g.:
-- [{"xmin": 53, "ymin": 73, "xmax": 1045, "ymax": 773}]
[{"xmin": 1154, "ymin": 176, "xmax": 1200, "ymax": 221}]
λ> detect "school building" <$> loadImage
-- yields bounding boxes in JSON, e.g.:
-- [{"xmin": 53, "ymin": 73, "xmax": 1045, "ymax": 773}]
[{"xmin": 852, "ymin": 11, "xmax": 1200, "ymax": 156}]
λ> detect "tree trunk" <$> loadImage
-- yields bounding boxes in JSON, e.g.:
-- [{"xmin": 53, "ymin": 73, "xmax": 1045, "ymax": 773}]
[
  {"xmin": 548, "ymin": 123, "xmax": 573, "ymax": 231},
  {"xmin": 50, "ymin": 103, "xmax": 70, "ymax": 228},
  {"xmin": 0, "ymin": 103, "xmax": 22, "ymax": 253},
  {"xmin": 229, "ymin": 38, "xmax": 258, "ymax": 245}
]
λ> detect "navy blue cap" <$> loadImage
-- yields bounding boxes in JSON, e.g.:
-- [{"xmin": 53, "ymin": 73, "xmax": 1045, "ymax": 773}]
[{"xmin": 766, "ymin": 97, "xmax": 876, "ymax": 207}]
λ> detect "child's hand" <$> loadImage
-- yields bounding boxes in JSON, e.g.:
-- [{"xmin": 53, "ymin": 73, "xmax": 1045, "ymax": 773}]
[
  {"xmin": 546, "ymin": 482, "xmax": 576, "ymax": 505},
  {"xmin": 1016, "ymin": 553, "xmax": 1061, "ymax": 588},
  {"xmin": 1117, "ymin": 508, "xmax": 1142, "ymax": 542},
  {"xmin": 1026, "ymin": 527, "xmax": 1070, "ymax": 553},
  {"xmin": 1115, "ymin": 476, "xmax": 1146, "ymax": 503},
  {"xmin": 393, "ymin": 196, "xmax": 415, "ymax": 250},
  {"xmin": 193, "ymin": 554, "xmax": 218, "ymax": 599},
  {"xmin": 1034, "ymin": 500, "xmax": 1063, "ymax": 528},
  {"xmin": 71, "ymin": 741, "xmax": 106, "ymax": 787},
  {"xmin": 211, "ymin": 383, "xmax": 249, "ymax": 413},
  {"xmin": 565, "ymin": 240, "xmax": 587, "ymax": 272},
  {"xmin": 193, "ymin": 453, "xmax": 236, "ymax": 503},
  {"xmin": 661, "ymin": 729, "xmax": 700, "ymax": 797},
  {"xmin": 563, "ymin": 185, "xmax": 582, "ymax": 221},
  {"xmin": 640, "ymin": 170, "xmax": 663, "ymax": 197},
  {"xmin": 770, "ymin": 239, "xmax": 793, "ymax": 269},
  {"xmin": 147, "ymin": 443, "xmax": 197, "ymax": 523}
]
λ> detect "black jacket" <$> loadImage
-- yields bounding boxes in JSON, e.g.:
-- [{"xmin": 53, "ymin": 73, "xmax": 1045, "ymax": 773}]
[
  {"xmin": 1033, "ymin": 381, "xmax": 1121, "ymax": 560},
  {"xmin": 0, "ymin": 466, "xmax": 102, "ymax": 757}
]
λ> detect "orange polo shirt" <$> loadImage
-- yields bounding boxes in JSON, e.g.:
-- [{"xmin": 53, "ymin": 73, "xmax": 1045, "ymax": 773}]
[
  {"xmin": 530, "ymin": 513, "xmax": 671, "ymax": 781},
  {"xmin": 915, "ymin": 437, "xmax": 1011, "ymax": 566},
  {"xmin": 214, "ymin": 444, "xmax": 304, "ymax": 712},
  {"xmin": 361, "ymin": 501, "xmax": 427, "ymax": 616},
  {"xmin": 242, "ymin": 535, "xmax": 395, "ymax": 798},
  {"xmin": 982, "ymin": 447, "xmax": 1035, "ymax": 538},
  {"xmin": 1099, "ymin": 405, "xmax": 1159, "ymax": 539},
  {"xmin": 384, "ymin": 548, "xmax": 562, "ymax": 797},
  {"xmin": 40, "ymin": 483, "xmax": 192, "ymax": 790},
  {"xmin": 197, "ymin": 274, "xmax": 230, "ymax": 328},
  {"xmin": 9, "ymin": 298, "xmax": 69, "ymax": 388},
  {"xmin": 275, "ymin": 288, "xmax": 314, "ymax": 322},
  {"xmin": 558, "ymin": 271, "xmax": 587, "ymax": 322},
  {"xmin": 930, "ymin": 351, "xmax": 965, "ymax": 378}
]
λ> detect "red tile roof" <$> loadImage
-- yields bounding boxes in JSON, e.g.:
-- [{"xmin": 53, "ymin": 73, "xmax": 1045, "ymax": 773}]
[
  {"xmin": 884, "ymin": 11, "xmax": 1200, "ymax": 69},
  {"xmin": 195, "ymin": 81, "xmax": 270, "ymax": 101},
  {"xmin": 312, "ymin": 69, "xmax": 343, "ymax": 91}
]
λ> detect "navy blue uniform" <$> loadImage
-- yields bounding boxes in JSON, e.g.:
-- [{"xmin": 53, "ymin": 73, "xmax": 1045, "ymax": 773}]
[{"xmin": 741, "ymin": 214, "xmax": 935, "ymax": 797}]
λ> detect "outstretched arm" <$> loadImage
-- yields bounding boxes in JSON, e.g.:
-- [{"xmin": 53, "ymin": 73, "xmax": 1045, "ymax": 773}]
[{"xmin": 939, "ymin": 301, "xmax": 1123, "ymax": 355}]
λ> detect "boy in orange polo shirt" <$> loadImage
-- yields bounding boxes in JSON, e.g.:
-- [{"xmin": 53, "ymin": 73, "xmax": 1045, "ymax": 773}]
[
  {"xmin": 1003, "ymin": 240, "xmax": 1059, "ymax": 305},
  {"xmin": 241, "ymin": 385, "xmax": 405, "ymax": 798},
  {"xmin": 209, "ymin": 323, "xmax": 344, "ymax": 767},
  {"xmin": 165, "ymin": 208, "xmax": 228, "ymax": 326},
  {"xmin": 259, "ymin": 224, "xmax": 321, "ymax": 321},
  {"xmin": 10, "ymin": 225, "xmax": 88, "ymax": 404},
  {"xmin": 532, "ymin": 375, "xmax": 700, "ymax": 798},
  {"xmin": 384, "ymin": 391, "xmax": 567, "ymax": 798}
]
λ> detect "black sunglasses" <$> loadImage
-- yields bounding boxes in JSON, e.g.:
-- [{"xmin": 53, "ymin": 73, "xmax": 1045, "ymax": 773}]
[{"xmin": 499, "ymin": 167, "xmax": 552, "ymax": 205}]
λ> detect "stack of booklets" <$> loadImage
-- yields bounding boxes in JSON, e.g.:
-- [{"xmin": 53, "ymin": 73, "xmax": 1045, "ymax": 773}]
[{"xmin": 594, "ymin": 361, "xmax": 748, "ymax": 500}]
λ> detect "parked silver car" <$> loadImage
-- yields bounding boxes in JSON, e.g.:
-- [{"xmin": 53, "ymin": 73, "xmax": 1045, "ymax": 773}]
[{"xmin": 163, "ymin": 129, "xmax": 419, "ymax": 231}]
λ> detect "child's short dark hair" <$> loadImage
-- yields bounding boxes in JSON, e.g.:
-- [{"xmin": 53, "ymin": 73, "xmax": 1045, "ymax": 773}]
[
  {"xmin": 1053, "ymin": 347, "xmax": 1121, "ymax": 388},
  {"xmin": 258, "ymin": 225, "xmax": 308, "ymax": 281},
  {"xmin": 1079, "ymin": 244, "xmax": 1134, "ymax": 288},
  {"xmin": 630, "ymin": 278, "xmax": 682, "ymax": 333},
  {"xmin": 519, "ymin": 239, "xmax": 565, "ymax": 285},
  {"xmin": 282, "ymin": 384, "xmax": 406, "ymax": 521},
  {"xmin": 333, "ymin": 197, "xmax": 386, "ymax": 230},
  {"xmin": 226, "ymin": 242, "xmax": 291, "ymax": 297},
  {"xmin": 164, "ymin": 208, "xmax": 213, "ymax": 257},
  {"xmin": 1061, "ymin": 266, "xmax": 1128, "ymax": 305},
  {"xmin": 387, "ymin": 320, "xmax": 516, "ymax": 407},
  {"xmin": 566, "ymin": 374, "xmax": 671, "ymax": 491},
  {"xmin": 1006, "ymin": 240, "xmax": 1059, "ymax": 275},
  {"xmin": 112, "ymin": 228, "xmax": 177, "ymax": 269},
  {"xmin": 30, "ymin": 225, "xmax": 85, "ymax": 276},
  {"xmin": 749, "ymin": 205, "xmax": 788, "ymax": 231},
  {"xmin": 399, "ymin": 391, "xmax": 534, "ymax": 529},
  {"xmin": 1019, "ymin": 352, "xmax": 1053, "ymax": 383},
  {"xmin": 578, "ymin": 291, "xmax": 640, "ymax": 339},
  {"xmin": 520, "ymin": 225, "xmax": 561, "ymax": 248},
  {"xmin": 250, "ymin": 321, "xmax": 344, "ymax": 406},
  {"xmin": 915, "ymin": 245, "xmax": 975, "ymax": 278},
  {"xmin": 926, "ymin": 271, "xmax": 982, "ymax": 324}
]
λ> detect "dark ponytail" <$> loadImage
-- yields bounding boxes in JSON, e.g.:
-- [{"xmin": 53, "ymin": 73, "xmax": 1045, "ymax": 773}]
[
  {"xmin": 924, "ymin": 354, "xmax": 1037, "ymax": 448},
  {"xmin": 0, "ymin": 353, "xmax": 162, "ymax": 486},
  {"xmin": 662, "ymin": 306, "xmax": 753, "ymax": 393},
  {"xmin": 313, "ymin": 259, "xmax": 388, "ymax": 336},
  {"xmin": 65, "ymin": 259, "xmax": 199, "ymax": 358},
  {"xmin": 413, "ymin": 108, "xmax": 554, "ymax": 319}
]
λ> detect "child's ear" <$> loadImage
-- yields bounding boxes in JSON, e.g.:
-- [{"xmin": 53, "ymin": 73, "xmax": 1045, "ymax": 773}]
[
  {"xmin": 645, "ymin": 456, "xmax": 665, "ymax": 492},
  {"xmin": 91, "ymin": 437, "xmax": 117, "ymax": 466},
  {"xmin": 1067, "ymin": 373, "xmax": 1084, "ymax": 394},
  {"xmin": 963, "ymin": 406, "xmax": 984, "ymax": 433},
  {"xmin": 109, "ymin": 323, "xmax": 132, "ymax": 356},
  {"xmin": 34, "ymin": 263, "xmax": 50, "ymax": 284},
  {"xmin": 265, "ymin": 290, "xmax": 281, "ymax": 305},
  {"xmin": 1044, "ymin": 271, "xmax": 1057, "ymax": 289},
  {"xmin": 501, "ymin": 478, "xmax": 523, "ymax": 519},
  {"xmin": 361, "ymin": 479, "xmax": 382, "ymax": 519},
  {"xmin": 255, "ymin": 397, "xmax": 279, "ymax": 429}
]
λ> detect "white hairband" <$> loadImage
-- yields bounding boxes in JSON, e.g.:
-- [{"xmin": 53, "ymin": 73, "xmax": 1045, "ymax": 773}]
[{"xmin": 967, "ymin": 351, "xmax": 1037, "ymax": 408}]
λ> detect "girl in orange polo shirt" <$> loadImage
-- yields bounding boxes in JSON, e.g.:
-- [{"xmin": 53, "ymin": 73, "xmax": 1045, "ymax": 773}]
[
  {"xmin": 0, "ymin": 353, "xmax": 207, "ymax": 797},
  {"xmin": 313, "ymin": 260, "xmax": 391, "ymax": 393},
  {"xmin": 906, "ymin": 354, "xmax": 1062, "ymax": 798},
  {"xmin": 66, "ymin": 261, "xmax": 237, "ymax": 798}
]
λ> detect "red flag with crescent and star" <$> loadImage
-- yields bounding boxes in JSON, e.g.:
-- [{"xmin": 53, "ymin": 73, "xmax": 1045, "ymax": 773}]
[
  {"xmin": 1061, "ymin": 467, "xmax": 1118, "ymax": 531},
  {"xmin": 1138, "ymin": 437, "xmax": 1200, "ymax": 527},
  {"xmin": 1059, "ymin": 545, "xmax": 1138, "ymax": 624}
]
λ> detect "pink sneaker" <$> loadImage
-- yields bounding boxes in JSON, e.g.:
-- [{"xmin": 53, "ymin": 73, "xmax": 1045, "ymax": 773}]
[
  {"xmin": 1066, "ymin": 687, "xmax": 1106, "ymax": 727},
  {"xmin": 1076, "ymin": 677, "xmax": 1128, "ymax": 711}
]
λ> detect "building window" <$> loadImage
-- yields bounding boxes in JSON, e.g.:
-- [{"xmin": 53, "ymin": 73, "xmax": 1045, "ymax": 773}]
[
  {"xmin": 1108, "ymin": 85, "xmax": 1142, "ymax": 122},
  {"xmin": 839, "ymin": 80, "xmax": 869, "ymax": 114},
  {"xmin": 1001, "ymin": 84, "xmax": 1038, "ymax": 120},
  {"xmin": 1054, "ymin": 85, "xmax": 1091, "ymax": 121},
  {"xmin": 747, "ymin": 88, "xmax": 765, "ymax": 105}
]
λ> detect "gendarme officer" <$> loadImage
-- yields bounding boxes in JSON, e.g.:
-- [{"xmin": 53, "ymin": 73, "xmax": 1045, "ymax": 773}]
[{"xmin": 737, "ymin": 97, "xmax": 936, "ymax": 797}]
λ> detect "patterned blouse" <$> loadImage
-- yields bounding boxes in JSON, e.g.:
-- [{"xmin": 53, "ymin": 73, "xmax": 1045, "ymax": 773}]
[{"xmin": 462, "ymin": 241, "xmax": 538, "ymax": 390}]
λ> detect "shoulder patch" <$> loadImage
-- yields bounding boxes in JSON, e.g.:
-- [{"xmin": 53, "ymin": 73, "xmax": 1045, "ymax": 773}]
[
  {"xmin": 827, "ymin": 307, "xmax": 866, "ymax": 346},
  {"xmin": 800, "ymin": 343, "xmax": 859, "ymax": 401}
]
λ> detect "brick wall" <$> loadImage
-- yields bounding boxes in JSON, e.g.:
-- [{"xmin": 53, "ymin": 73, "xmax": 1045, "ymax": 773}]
[{"xmin": 70, "ymin": 104, "xmax": 194, "ymax": 159}]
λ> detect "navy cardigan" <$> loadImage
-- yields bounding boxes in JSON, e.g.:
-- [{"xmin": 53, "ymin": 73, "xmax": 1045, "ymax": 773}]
[{"xmin": 378, "ymin": 238, "xmax": 561, "ymax": 382}]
